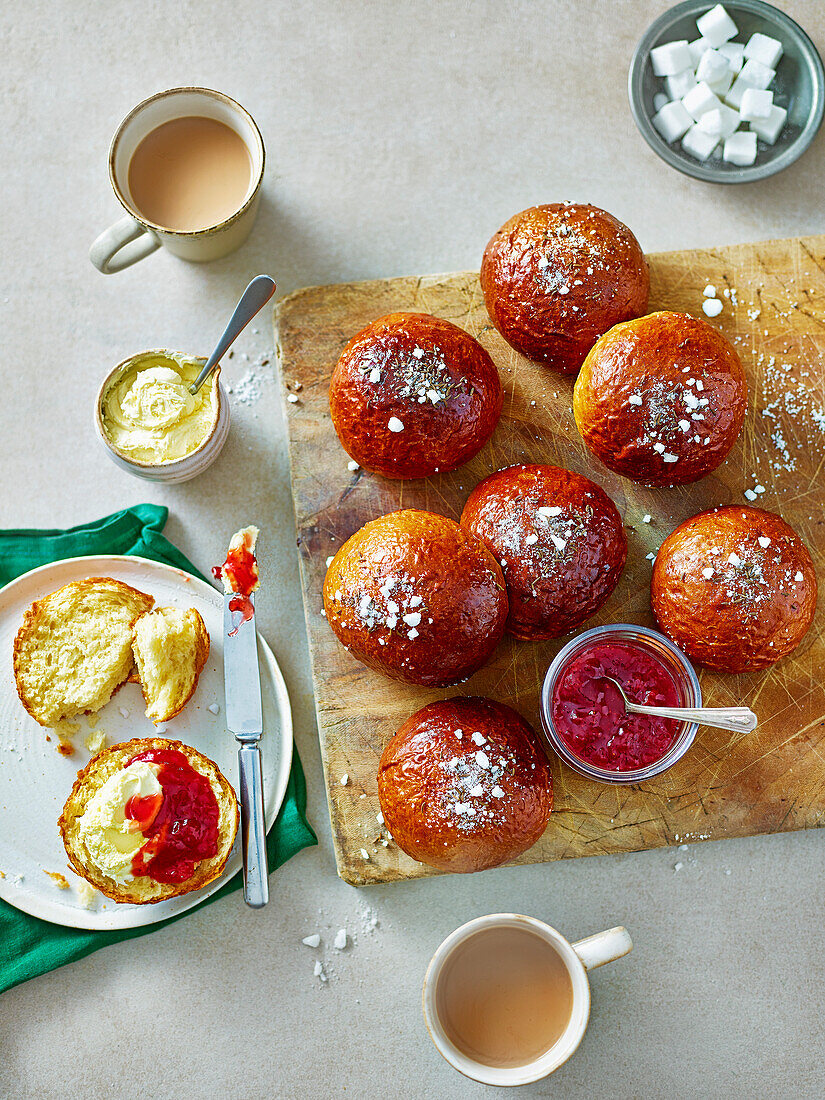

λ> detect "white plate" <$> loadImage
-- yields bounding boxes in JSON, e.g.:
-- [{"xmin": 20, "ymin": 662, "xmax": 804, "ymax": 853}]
[{"xmin": 0, "ymin": 555, "xmax": 292, "ymax": 930}]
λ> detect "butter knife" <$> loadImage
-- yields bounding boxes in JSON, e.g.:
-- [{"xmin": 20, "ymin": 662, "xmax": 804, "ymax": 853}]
[{"xmin": 224, "ymin": 589, "xmax": 269, "ymax": 908}]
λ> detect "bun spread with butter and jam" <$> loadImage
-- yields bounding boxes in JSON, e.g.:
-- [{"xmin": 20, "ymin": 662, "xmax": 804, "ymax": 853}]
[
  {"xmin": 323, "ymin": 510, "xmax": 508, "ymax": 687},
  {"xmin": 329, "ymin": 312, "xmax": 502, "ymax": 479},
  {"xmin": 480, "ymin": 203, "xmax": 649, "ymax": 374},
  {"xmin": 651, "ymin": 505, "xmax": 817, "ymax": 673},
  {"xmin": 573, "ymin": 311, "xmax": 747, "ymax": 487},
  {"xmin": 59, "ymin": 737, "xmax": 239, "ymax": 904},
  {"xmin": 461, "ymin": 464, "xmax": 627, "ymax": 640},
  {"xmin": 378, "ymin": 697, "xmax": 552, "ymax": 873}
]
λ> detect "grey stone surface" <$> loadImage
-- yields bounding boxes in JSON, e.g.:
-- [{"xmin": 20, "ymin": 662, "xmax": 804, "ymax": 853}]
[{"xmin": 1, "ymin": 1, "xmax": 824, "ymax": 1097}]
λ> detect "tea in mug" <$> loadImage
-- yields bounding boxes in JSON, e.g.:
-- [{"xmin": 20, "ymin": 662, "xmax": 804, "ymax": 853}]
[{"xmin": 128, "ymin": 116, "xmax": 252, "ymax": 232}]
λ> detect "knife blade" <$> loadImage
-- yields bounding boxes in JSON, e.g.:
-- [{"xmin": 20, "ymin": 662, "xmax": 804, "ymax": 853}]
[{"xmin": 223, "ymin": 590, "xmax": 269, "ymax": 908}]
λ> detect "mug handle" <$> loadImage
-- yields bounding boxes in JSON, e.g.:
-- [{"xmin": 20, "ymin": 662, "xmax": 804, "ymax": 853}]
[
  {"xmin": 89, "ymin": 214, "xmax": 160, "ymax": 274},
  {"xmin": 572, "ymin": 926, "xmax": 633, "ymax": 970}
]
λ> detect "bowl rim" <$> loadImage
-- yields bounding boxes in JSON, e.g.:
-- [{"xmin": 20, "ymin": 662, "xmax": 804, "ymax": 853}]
[
  {"xmin": 94, "ymin": 348, "xmax": 223, "ymax": 470},
  {"xmin": 539, "ymin": 623, "xmax": 701, "ymax": 785},
  {"xmin": 628, "ymin": 0, "xmax": 825, "ymax": 184}
]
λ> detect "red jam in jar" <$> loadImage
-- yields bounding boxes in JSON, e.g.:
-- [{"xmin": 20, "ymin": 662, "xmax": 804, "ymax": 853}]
[
  {"xmin": 551, "ymin": 642, "xmax": 681, "ymax": 771},
  {"xmin": 126, "ymin": 749, "xmax": 220, "ymax": 884}
]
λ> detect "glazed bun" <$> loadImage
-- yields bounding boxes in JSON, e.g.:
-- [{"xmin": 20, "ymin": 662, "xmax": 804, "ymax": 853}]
[
  {"xmin": 323, "ymin": 510, "xmax": 507, "ymax": 686},
  {"xmin": 480, "ymin": 203, "xmax": 649, "ymax": 373},
  {"xmin": 461, "ymin": 464, "xmax": 627, "ymax": 640},
  {"xmin": 59, "ymin": 738, "xmax": 239, "ymax": 905},
  {"xmin": 574, "ymin": 311, "xmax": 747, "ymax": 487},
  {"xmin": 329, "ymin": 312, "xmax": 502, "ymax": 478},
  {"xmin": 378, "ymin": 697, "xmax": 552, "ymax": 873},
  {"xmin": 651, "ymin": 506, "xmax": 817, "ymax": 672}
]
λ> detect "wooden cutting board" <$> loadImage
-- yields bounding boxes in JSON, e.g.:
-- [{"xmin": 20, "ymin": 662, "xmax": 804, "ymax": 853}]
[{"xmin": 274, "ymin": 233, "xmax": 825, "ymax": 886}]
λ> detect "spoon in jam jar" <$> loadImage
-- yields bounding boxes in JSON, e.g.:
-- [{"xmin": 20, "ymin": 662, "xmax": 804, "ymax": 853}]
[
  {"xmin": 603, "ymin": 677, "xmax": 757, "ymax": 734},
  {"xmin": 189, "ymin": 274, "xmax": 276, "ymax": 395}
]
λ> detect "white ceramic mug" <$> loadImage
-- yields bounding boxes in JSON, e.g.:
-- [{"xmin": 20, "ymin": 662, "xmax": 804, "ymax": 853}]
[
  {"xmin": 422, "ymin": 913, "xmax": 632, "ymax": 1087},
  {"xmin": 89, "ymin": 87, "xmax": 265, "ymax": 274}
]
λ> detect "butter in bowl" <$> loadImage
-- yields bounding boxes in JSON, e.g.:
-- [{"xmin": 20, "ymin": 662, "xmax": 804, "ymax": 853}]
[{"xmin": 95, "ymin": 349, "xmax": 230, "ymax": 482}]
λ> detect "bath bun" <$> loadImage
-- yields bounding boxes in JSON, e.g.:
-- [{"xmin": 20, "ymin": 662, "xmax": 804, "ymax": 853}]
[{"xmin": 378, "ymin": 697, "xmax": 553, "ymax": 873}]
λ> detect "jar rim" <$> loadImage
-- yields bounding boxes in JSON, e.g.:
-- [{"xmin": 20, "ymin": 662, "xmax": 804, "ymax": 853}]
[{"xmin": 539, "ymin": 623, "xmax": 701, "ymax": 785}]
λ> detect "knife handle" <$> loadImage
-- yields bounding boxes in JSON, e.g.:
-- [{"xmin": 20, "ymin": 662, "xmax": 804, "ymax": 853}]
[{"xmin": 238, "ymin": 743, "xmax": 269, "ymax": 908}]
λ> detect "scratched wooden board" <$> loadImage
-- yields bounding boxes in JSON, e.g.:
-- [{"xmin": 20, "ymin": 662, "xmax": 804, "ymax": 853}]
[{"xmin": 274, "ymin": 234, "xmax": 825, "ymax": 886}]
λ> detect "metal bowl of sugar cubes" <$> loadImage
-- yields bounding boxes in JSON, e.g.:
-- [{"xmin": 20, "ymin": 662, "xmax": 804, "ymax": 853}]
[{"xmin": 629, "ymin": 0, "xmax": 824, "ymax": 182}]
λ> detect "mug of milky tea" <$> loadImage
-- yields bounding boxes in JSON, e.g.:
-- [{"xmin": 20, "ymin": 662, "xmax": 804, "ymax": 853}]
[
  {"xmin": 90, "ymin": 87, "xmax": 265, "ymax": 273},
  {"xmin": 422, "ymin": 914, "xmax": 632, "ymax": 1086}
]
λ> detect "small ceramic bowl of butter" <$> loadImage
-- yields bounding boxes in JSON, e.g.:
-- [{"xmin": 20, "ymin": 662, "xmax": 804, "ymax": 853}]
[{"xmin": 95, "ymin": 349, "xmax": 230, "ymax": 483}]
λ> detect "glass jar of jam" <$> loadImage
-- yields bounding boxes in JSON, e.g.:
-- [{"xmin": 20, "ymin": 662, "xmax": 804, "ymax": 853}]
[{"xmin": 540, "ymin": 625, "xmax": 702, "ymax": 784}]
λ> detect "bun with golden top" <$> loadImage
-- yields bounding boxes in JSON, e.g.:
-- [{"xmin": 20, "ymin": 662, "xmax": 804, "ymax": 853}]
[
  {"xmin": 574, "ymin": 311, "xmax": 747, "ymax": 486},
  {"xmin": 323, "ymin": 509, "xmax": 508, "ymax": 686},
  {"xmin": 651, "ymin": 506, "xmax": 817, "ymax": 672},
  {"xmin": 481, "ymin": 203, "xmax": 649, "ymax": 373},
  {"xmin": 461, "ymin": 464, "xmax": 627, "ymax": 640},
  {"xmin": 329, "ymin": 312, "xmax": 502, "ymax": 479},
  {"xmin": 378, "ymin": 696, "xmax": 553, "ymax": 873}
]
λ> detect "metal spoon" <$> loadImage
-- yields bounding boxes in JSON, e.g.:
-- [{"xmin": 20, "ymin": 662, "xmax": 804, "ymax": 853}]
[
  {"xmin": 603, "ymin": 677, "xmax": 757, "ymax": 734},
  {"xmin": 189, "ymin": 274, "xmax": 277, "ymax": 395}
]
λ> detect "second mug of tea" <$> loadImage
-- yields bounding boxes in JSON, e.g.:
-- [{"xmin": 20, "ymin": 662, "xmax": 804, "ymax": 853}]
[
  {"xmin": 422, "ymin": 913, "xmax": 632, "ymax": 1086},
  {"xmin": 89, "ymin": 86, "xmax": 265, "ymax": 274}
]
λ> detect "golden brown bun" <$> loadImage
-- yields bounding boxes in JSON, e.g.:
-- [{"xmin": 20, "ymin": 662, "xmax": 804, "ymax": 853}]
[
  {"xmin": 378, "ymin": 697, "xmax": 553, "ymax": 873},
  {"xmin": 323, "ymin": 510, "xmax": 508, "ymax": 686},
  {"xmin": 329, "ymin": 312, "xmax": 503, "ymax": 479},
  {"xmin": 651, "ymin": 506, "xmax": 817, "ymax": 672},
  {"xmin": 480, "ymin": 203, "xmax": 649, "ymax": 373},
  {"xmin": 13, "ymin": 578, "xmax": 154, "ymax": 728},
  {"xmin": 574, "ymin": 311, "xmax": 747, "ymax": 487},
  {"xmin": 461, "ymin": 464, "xmax": 627, "ymax": 640},
  {"xmin": 132, "ymin": 607, "xmax": 210, "ymax": 723},
  {"xmin": 59, "ymin": 737, "xmax": 238, "ymax": 905}
]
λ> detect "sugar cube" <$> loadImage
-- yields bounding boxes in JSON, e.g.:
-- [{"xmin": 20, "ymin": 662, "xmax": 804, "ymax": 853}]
[
  {"xmin": 688, "ymin": 37, "xmax": 713, "ymax": 66},
  {"xmin": 744, "ymin": 32, "xmax": 783, "ymax": 69},
  {"xmin": 724, "ymin": 130, "xmax": 757, "ymax": 165},
  {"xmin": 651, "ymin": 40, "xmax": 693, "ymax": 76},
  {"xmin": 739, "ymin": 58, "xmax": 776, "ymax": 89},
  {"xmin": 719, "ymin": 42, "xmax": 745, "ymax": 72},
  {"xmin": 696, "ymin": 5, "xmax": 738, "ymax": 48},
  {"xmin": 682, "ymin": 123, "xmax": 719, "ymax": 161},
  {"xmin": 749, "ymin": 104, "xmax": 788, "ymax": 144},
  {"xmin": 666, "ymin": 70, "xmax": 697, "ymax": 100},
  {"xmin": 697, "ymin": 104, "xmax": 741, "ymax": 138},
  {"xmin": 696, "ymin": 48, "xmax": 730, "ymax": 85},
  {"xmin": 707, "ymin": 69, "xmax": 733, "ymax": 96},
  {"xmin": 653, "ymin": 92, "xmax": 669, "ymax": 112},
  {"xmin": 682, "ymin": 81, "xmax": 723, "ymax": 120},
  {"xmin": 740, "ymin": 87, "xmax": 774, "ymax": 120},
  {"xmin": 653, "ymin": 100, "xmax": 693, "ymax": 143},
  {"xmin": 726, "ymin": 62, "xmax": 775, "ymax": 110}
]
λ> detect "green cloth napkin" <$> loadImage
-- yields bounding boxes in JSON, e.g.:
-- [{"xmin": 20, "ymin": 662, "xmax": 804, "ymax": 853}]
[{"xmin": 0, "ymin": 503, "xmax": 316, "ymax": 995}]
